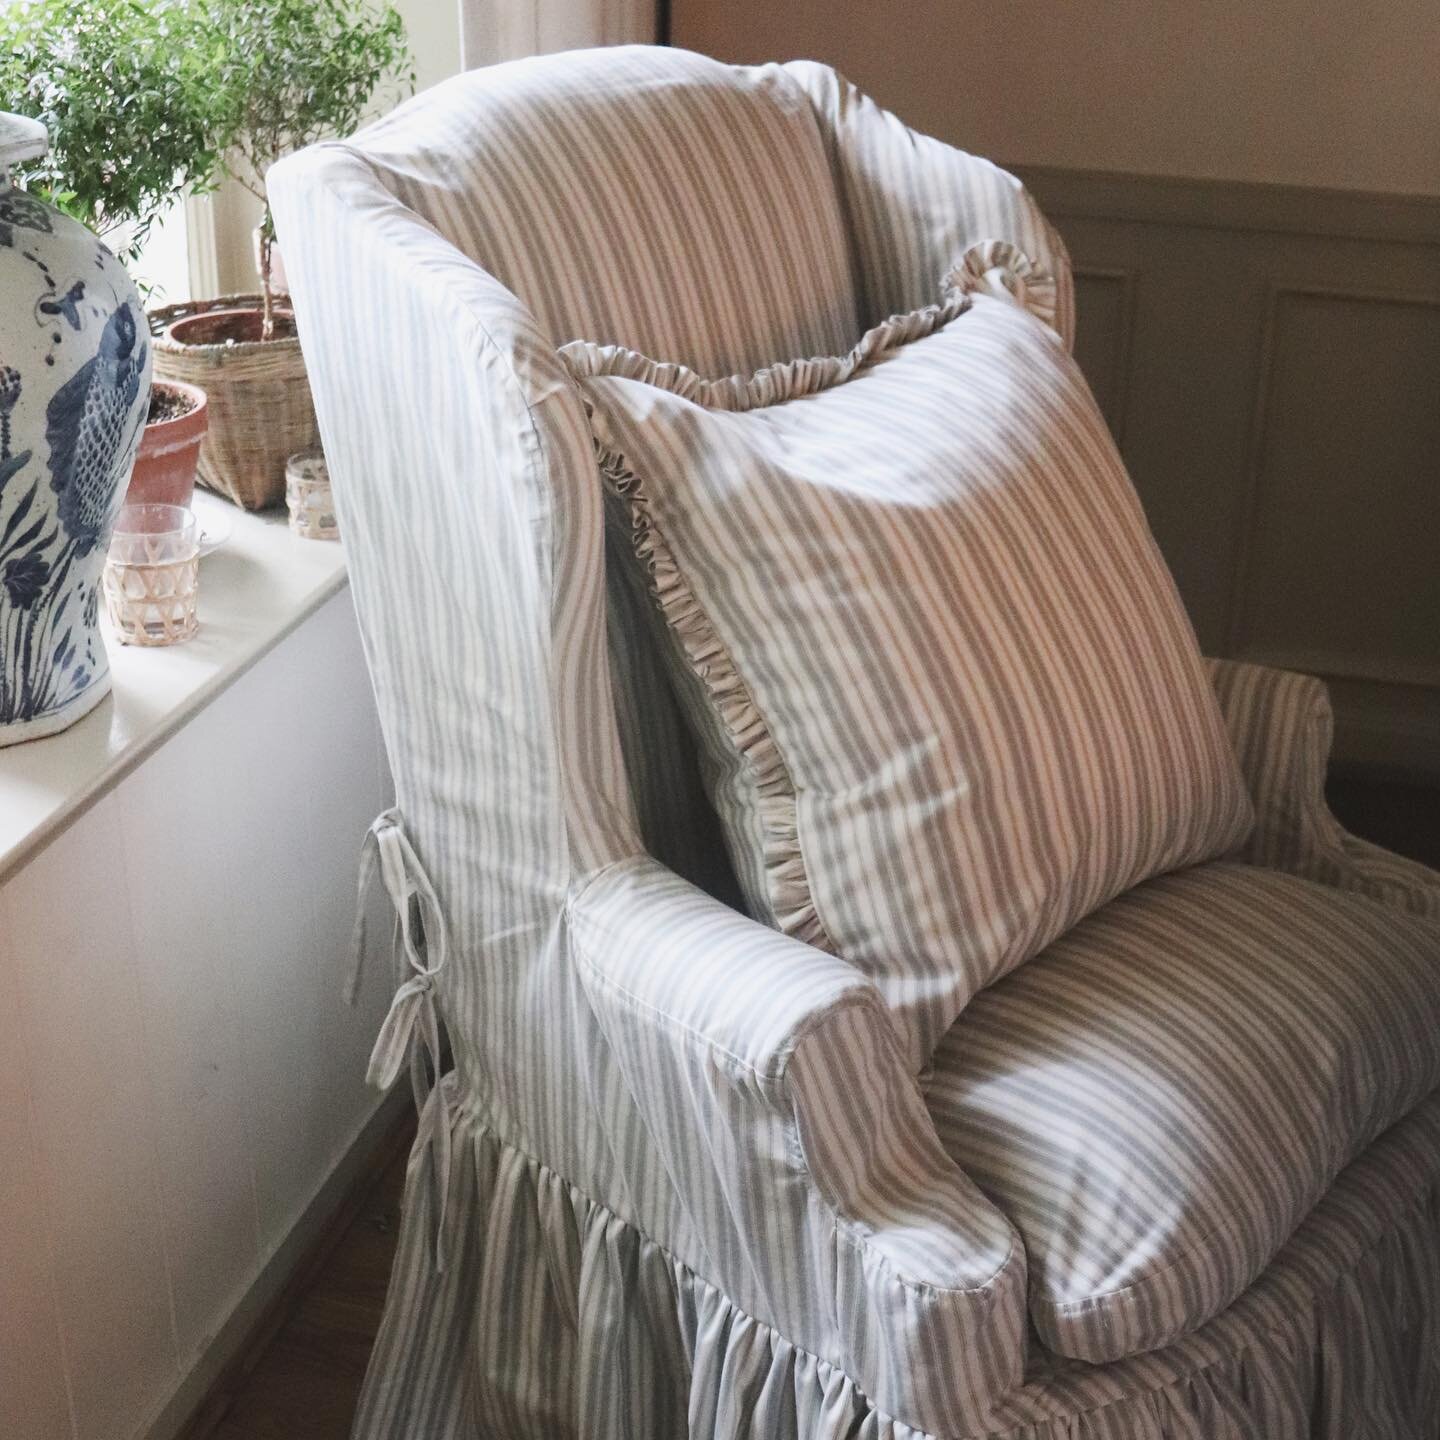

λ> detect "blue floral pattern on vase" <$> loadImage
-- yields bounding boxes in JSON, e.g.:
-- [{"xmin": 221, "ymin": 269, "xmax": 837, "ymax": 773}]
[
  {"xmin": 0, "ymin": 118, "xmax": 151, "ymax": 745},
  {"xmin": 0, "ymin": 184, "xmax": 52, "ymax": 249},
  {"xmin": 46, "ymin": 303, "xmax": 148, "ymax": 554}
]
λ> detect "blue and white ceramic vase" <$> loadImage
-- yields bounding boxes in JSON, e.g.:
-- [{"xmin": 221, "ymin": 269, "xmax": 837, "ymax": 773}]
[{"xmin": 0, "ymin": 113, "xmax": 152, "ymax": 746}]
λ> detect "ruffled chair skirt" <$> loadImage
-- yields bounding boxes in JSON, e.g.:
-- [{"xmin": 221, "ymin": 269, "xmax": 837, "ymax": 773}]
[{"xmin": 354, "ymin": 1091, "xmax": 1440, "ymax": 1440}]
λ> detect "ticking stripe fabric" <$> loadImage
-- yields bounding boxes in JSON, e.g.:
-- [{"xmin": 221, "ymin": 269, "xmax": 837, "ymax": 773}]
[
  {"xmin": 364, "ymin": 1086, "xmax": 1440, "ymax": 1440},
  {"xmin": 928, "ymin": 860, "xmax": 1440, "ymax": 1363},
  {"xmin": 567, "ymin": 856, "xmax": 1029, "ymax": 1436},
  {"xmin": 1206, "ymin": 656, "xmax": 1440, "ymax": 917},
  {"xmin": 336, "ymin": 45, "xmax": 860, "ymax": 379},
  {"xmin": 568, "ymin": 269, "xmax": 1252, "ymax": 1072},
  {"xmin": 783, "ymin": 59, "xmax": 1076, "ymax": 348},
  {"xmin": 269, "ymin": 44, "xmax": 1440, "ymax": 1440}
]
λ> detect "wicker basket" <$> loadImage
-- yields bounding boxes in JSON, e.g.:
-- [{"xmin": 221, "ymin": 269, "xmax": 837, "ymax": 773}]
[{"xmin": 150, "ymin": 295, "xmax": 318, "ymax": 511}]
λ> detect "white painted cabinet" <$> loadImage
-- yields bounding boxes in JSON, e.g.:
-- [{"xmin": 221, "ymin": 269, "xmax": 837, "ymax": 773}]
[{"xmin": 1, "ymin": 574, "xmax": 398, "ymax": 1440}]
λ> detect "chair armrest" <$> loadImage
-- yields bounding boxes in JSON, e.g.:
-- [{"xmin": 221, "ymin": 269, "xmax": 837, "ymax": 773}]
[
  {"xmin": 568, "ymin": 855, "xmax": 1026, "ymax": 1436},
  {"xmin": 1207, "ymin": 657, "xmax": 1440, "ymax": 916},
  {"xmin": 782, "ymin": 59, "xmax": 1075, "ymax": 349}
]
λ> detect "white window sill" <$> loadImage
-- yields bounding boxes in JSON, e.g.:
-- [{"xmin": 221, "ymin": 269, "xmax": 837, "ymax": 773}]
[{"xmin": 0, "ymin": 491, "xmax": 350, "ymax": 884}]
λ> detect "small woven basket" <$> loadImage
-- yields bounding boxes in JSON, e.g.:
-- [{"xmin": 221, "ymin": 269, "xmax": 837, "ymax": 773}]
[{"xmin": 150, "ymin": 295, "xmax": 319, "ymax": 511}]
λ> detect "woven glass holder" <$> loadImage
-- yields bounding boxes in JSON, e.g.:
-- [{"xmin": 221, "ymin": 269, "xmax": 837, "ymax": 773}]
[
  {"xmin": 103, "ymin": 504, "xmax": 199, "ymax": 646},
  {"xmin": 285, "ymin": 447, "xmax": 339, "ymax": 541}
]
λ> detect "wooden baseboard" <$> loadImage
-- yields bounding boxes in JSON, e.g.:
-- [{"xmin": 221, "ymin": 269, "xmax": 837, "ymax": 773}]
[{"xmin": 140, "ymin": 1088, "xmax": 412, "ymax": 1440}]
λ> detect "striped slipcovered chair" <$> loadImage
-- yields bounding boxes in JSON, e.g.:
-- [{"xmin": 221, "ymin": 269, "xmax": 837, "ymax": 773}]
[{"xmin": 272, "ymin": 45, "xmax": 1440, "ymax": 1440}]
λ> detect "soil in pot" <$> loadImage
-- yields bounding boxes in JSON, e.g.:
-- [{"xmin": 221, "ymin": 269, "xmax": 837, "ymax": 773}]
[
  {"xmin": 147, "ymin": 385, "xmax": 197, "ymax": 425},
  {"xmin": 166, "ymin": 308, "xmax": 297, "ymax": 347},
  {"xmin": 126, "ymin": 379, "xmax": 209, "ymax": 508}
]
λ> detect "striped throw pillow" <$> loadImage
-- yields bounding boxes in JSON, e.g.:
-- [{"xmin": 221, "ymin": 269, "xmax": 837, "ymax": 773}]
[{"xmin": 565, "ymin": 247, "xmax": 1254, "ymax": 1072}]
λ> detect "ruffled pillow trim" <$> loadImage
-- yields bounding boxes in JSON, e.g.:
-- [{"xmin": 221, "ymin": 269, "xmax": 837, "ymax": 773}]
[
  {"xmin": 940, "ymin": 239, "xmax": 1059, "ymax": 338},
  {"xmin": 588, "ymin": 436, "xmax": 834, "ymax": 951},
  {"xmin": 562, "ymin": 288, "xmax": 965, "ymax": 411},
  {"xmin": 562, "ymin": 239, "xmax": 1057, "ymax": 410}
]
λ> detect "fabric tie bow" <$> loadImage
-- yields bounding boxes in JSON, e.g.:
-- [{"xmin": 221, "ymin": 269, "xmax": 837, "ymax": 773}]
[{"xmin": 348, "ymin": 808, "xmax": 453, "ymax": 1271}]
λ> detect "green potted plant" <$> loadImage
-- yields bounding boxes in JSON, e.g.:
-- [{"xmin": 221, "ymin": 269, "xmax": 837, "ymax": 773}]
[
  {"xmin": 0, "ymin": 0, "xmax": 222, "ymax": 509},
  {"xmin": 153, "ymin": 0, "xmax": 412, "ymax": 510}
]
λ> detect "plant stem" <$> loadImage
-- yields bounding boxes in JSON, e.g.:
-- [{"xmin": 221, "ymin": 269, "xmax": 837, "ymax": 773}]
[{"xmin": 258, "ymin": 223, "xmax": 275, "ymax": 342}]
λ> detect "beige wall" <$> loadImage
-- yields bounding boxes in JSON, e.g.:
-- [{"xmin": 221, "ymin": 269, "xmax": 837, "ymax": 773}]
[
  {"xmin": 215, "ymin": 0, "xmax": 465, "ymax": 292},
  {"xmin": 400, "ymin": 0, "xmax": 465, "ymax": 92},
  {"xmin": 675, "ymin": 0, "xmax": 1440, "ymax": 196}
]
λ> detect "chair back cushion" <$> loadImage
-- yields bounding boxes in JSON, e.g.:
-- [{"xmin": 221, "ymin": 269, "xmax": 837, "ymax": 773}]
[
  {"xmin": 344, "ymin": 46, "xmax": 860, "ymax": 378},
  {"xmin": 565, "ymin": 255, "xmax": 1254, "ymax": 1072}
]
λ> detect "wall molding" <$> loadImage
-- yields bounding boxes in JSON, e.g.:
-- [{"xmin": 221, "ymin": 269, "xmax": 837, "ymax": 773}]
[
  {"xmin": 1227, "ymin": 282, "xmax": 1440, "ymax": 672},
  {"xmin": 1070, "ymin": 265, "xmax": 1138, "ymax": 445},
  {"xmin": 1014, "ymin": 164, "xmax": 1440, "ymax": 246}
]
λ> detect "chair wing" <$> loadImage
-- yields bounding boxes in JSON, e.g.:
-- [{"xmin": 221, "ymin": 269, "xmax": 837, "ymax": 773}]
[{"xmin": 784, "ymin": 59, "xmax": 1076, "ymax": 347}]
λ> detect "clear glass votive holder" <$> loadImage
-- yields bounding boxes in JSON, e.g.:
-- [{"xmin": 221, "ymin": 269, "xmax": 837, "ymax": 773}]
[
  {"xmin": 103, "ymin": 503, "xmax": 200, "ymax": 646},
  {"xmin": 285, "ymin": 448, "xmax": 339, "ymax": 541}
]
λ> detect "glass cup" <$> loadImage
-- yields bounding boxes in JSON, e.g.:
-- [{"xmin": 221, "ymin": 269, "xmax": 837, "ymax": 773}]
[
  {"xmin": 285, "ymin": 447, "xmax": 339, "ymax": 541},
  {"xmin": 103, "ymin": 503, "xmax": 200, "ymax": 646}
]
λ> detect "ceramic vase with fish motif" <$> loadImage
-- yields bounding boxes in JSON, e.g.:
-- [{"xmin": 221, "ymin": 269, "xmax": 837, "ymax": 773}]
[{"xmin": 0, "ymin": 112, "xmax": 152, "ymax": 746}]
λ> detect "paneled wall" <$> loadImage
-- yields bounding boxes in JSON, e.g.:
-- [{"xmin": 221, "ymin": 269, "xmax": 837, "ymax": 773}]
[{"xmin": 1022, "ymin": 170, "xmax": 1440, "ymax": 782}]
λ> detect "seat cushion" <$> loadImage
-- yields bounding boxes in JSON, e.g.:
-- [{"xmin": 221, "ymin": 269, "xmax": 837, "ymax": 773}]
[
  {"xmin": 927, "ymin": 860, "xmax": 1440, "ymax": 1364},
  {"xmin": 565, "ymin": 253, "xmax": 1252, "ymax": 1073}
]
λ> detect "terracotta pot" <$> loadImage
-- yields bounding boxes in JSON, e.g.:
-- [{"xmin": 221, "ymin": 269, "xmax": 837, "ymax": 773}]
[{"xmin": 126, "ymin": 380, "xmax": 208, "ymax": 508}]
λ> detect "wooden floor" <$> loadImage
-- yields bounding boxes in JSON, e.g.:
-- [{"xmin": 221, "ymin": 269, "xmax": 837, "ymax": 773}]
[
  {"xmin": 192, "ymin": 780, "xmax": 1439, "ymax": 1439},
  {"xmin": 187, "ymin": 1128, "xmax": 411, "ymax": 1440}
]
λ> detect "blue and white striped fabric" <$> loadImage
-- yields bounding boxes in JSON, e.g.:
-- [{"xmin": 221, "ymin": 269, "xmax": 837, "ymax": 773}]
[{"xmin": 270, "ymin": 45, "xmax": 1440, "ymax": 1440}]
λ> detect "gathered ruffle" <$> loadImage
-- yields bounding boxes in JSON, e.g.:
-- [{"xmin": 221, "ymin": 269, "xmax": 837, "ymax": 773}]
[
  {"xmin": 561, "ymin": 290, "xmax": 965, "ymax": 411},
  {"xmin": 587, "ymin": 437, "xmax": 833, "ymax": 950},
  {"xmin": 940, "ymin": 239, "xmax": 1060, "ymax": 339},
  {"xmin": 562, "ymin": 239, "xmax": 1058, "ymax": 411},
  {"xmin": 356, "ymin": 1095, "xmax": 1440, "ymax": 1440}
]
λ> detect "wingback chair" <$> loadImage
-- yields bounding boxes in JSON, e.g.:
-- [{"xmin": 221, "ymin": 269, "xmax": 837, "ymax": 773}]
[{"xmin": 271, "ymin": 46, "xmax": 1440, "ymax": 1440}]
